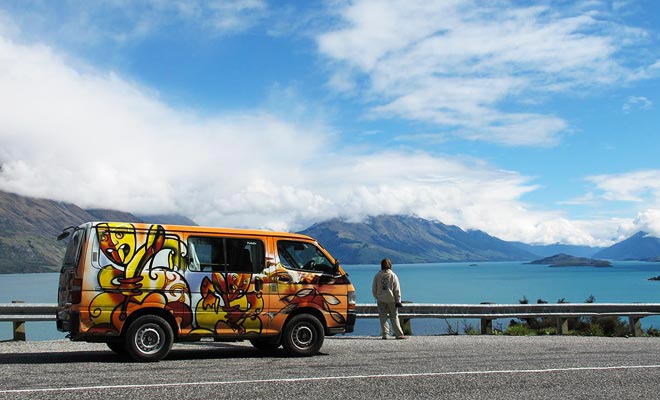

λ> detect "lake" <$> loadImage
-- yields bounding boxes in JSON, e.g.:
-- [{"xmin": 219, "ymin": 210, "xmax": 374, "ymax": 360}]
[{"xmin": 2, "ymin": 260, "xmax": 660, "ymax": 340}]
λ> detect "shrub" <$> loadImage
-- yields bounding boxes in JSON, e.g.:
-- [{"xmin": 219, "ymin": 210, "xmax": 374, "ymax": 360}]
[
  {"xmin": 646, "ymin": 326, "xmax": 660, "ymax": 337},
  {"xmin": 462, "ymin": 320, "xmax": 480, "ymax": 335},
  {"xmin": 540, "ymin": 327, "xmax": 557, "ymax": 335},
  {"xmin": 509, "ymin": 295, "xmax": 636, "ymax": 337},
  {"xmin": 505, "ymin": 323, "xmax": 537, "ymax": 336},
  {"xmin": 591, "ymin": 316, "xmax": 629, "ymax": 337}
]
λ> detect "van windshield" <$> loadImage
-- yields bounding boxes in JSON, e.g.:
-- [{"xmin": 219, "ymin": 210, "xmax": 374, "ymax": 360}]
[{"xmin": 62, "ymin": 228, "xmax": 84, "ymax": 270}]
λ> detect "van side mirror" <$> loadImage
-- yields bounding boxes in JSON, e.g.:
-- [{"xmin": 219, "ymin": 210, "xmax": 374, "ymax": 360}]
[
  {"xmin": 57, "ymin": 226, "xmax": 76, "ymax": 241},
  {"xmin": 57, "ymin": 231, "xmax": 71, "ymax": 241}
]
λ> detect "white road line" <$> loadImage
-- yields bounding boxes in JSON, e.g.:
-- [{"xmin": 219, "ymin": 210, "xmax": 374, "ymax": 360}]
[{"xmin": 2, "ymin": 364, "xmax": 660, "ymax": 394}]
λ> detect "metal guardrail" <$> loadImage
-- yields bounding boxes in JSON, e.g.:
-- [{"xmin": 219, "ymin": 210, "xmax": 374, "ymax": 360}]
[
  {"xmin": 355, "ymin": 303, "xmax": 660, "ymax": 336},
  {"xmin": 0, "ymin": 303, "xmax": 58, "ymax": 321},
  {"xmin": 3, "ymin": 302, "xmax": 660, "ymax": 340},
  {"xmin": 0, "ymin": 302, "xmax": 58, "ymax": 341}
]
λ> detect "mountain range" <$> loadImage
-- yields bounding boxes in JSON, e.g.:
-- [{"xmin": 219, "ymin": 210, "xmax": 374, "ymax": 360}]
[
  {"xmin": 298, "ymin": 215, "xmax": 538, "ymax": 264},
  {"xmin": 593, "ymin": 231, "xmax": 660, "ymax": 261},
  {"xmin": 1, "ymin": 190, "xmax": 659, "ymax": 273}
]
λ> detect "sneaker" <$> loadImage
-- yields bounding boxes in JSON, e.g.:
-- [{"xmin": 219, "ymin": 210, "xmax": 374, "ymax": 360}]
[
  {"xmin": 381, "ymin": 336, "xmax": 387, "ymax": 340},
  {"xmin": 395, "ymin": 336, "xmax": 407, "ymax": 340}
]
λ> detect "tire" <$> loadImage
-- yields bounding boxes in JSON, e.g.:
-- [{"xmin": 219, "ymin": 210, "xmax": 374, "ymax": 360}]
[
  {"xmin": 106, "ymin": 340, "xmax": 127, "ymax": 356},
  {"xmin": 250, "ymin": 337, "xmax": 281, "ymax": 352},
  {"xmin": 281, "ymin": 314, "xmax": 324, "ymax": 356},
  {"xmin": 125, "ymin": 315, "xmax": 173, "ymax": 362}
]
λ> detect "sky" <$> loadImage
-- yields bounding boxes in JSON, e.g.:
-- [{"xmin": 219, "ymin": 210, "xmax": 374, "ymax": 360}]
[{"xmin": 0, "ymin": 0, "xmax": 659, "ymax": 246}]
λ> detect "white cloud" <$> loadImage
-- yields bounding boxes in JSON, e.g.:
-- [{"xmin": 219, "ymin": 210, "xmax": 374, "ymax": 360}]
[
  {"xmin": 622, "ymin": 96, "xmax": 653, "ymax": 112},
  {"xmin": 0, "ymin": 31, "xmax": 618, "ymax": 246},
  {"xmin": 0, "ymin": 0, "xmax": 268, "ymax": 46},
  {"xmin": 0, "ymin": 33, "xmax": 324, "ymax": 221},
  {"xmin": 317, "ymin": 0, "xmax": 659, "ymax": 146},
  {"xmin": 558, "ymin": 192, "xmax": 597, "ymax": 206},
  {"xmin": 587, "ymin": 170, "xmax": 660, "ymax": 203},
  {"xmin": 591, "ymin": 209, "xmax": 660, "ymax": 242},
  {"xmin": 572, "ymin": 217, "xmax": 634, "ymax": 245},
  {"xmin": 197, "ymin": 0, "xmax": 268, "ymax": 33},
  {"xmin": 632, "ymin": 210, "xmax": 660, "ymax": 238},
  {"xmin": 578, "ymin": 170, "xmax": 660, "ymax": 241}
]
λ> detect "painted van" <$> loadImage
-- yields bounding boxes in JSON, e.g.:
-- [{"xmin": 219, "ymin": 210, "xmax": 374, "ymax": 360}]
[{"xmin": 56, "ymin": 222, "xmax": 356, "ymax": 361}]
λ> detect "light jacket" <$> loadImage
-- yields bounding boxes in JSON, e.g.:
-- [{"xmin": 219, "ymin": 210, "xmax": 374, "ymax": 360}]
[{"xmin": 372, "ymin": 269, "xmax": 402, "ymax": 304}]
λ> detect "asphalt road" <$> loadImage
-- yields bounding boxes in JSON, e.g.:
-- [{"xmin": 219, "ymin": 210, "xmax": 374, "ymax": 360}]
[{"xmin": 1, "ymin": 335, "xmax": 659, "ymax": 399}]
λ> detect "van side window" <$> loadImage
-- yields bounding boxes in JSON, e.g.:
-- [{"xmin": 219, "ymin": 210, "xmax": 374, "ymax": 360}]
[
  {"xmin": 188, "ymin": 237, "xmax": 224, "ymax": 272},
  {"xmin": 277, "ymin": 241, "xmax": 335, "ymax": 274},
  {"xmin": 188, "ymin": 237, "xmax": 264, "ymax": 273}
]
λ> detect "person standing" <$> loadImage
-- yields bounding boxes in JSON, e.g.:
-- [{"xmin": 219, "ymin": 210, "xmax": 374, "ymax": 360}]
[{"xmin": 372, "ymin": 258, "xmax": 406, "ymax": 339}]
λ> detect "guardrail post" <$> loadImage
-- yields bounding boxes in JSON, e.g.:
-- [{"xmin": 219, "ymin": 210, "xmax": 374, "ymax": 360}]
[
  {"xmin": 556, "ymin": 318, "xmax": 568, "ymax": 335},
  {"xmin": 480, "ymin": 318, "xmax": 492, "ymax": 335},
  {"xmin": 628, "ymin": 316, "xmax": 642, "ymax": 337},
  {"xmin": 11, "ymin": 300, "xmax": 26, "ymax": 341}
]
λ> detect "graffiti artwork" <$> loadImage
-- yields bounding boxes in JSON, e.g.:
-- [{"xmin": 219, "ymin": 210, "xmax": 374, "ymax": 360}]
[
  {"xmin": 82, "ymin": 223, "xmax": 349, "ymax": 337},
  {"xmin": 194, "ymin": 272, "xmax": 264, "ymax": 334},
  {"xmin": 86, "ymin": 223, "xmax": 192, "ymax": 333}
]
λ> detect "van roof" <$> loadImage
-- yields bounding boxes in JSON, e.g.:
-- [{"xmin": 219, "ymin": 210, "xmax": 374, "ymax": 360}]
[{"xmin": 86, "ymin": 221, "xmax": 315, "ymax": 241}]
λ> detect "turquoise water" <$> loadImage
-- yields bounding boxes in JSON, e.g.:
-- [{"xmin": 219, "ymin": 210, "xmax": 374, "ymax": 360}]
[
  {"xmin": 2, "ymin": 260, "xmax": 660, "ymax": 340},
  {"xmin": 0, "ymin": 273, "xmax": 67, "ymax": 341},
  {"xmin": 345, "ymin": 261, "xmax": 660, "ymax": 304}
]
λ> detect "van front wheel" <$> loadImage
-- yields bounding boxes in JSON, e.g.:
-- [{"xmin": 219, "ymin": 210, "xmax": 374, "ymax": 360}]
[
  {"xmin": 282, "ymin": 314, "xmax": 324, "ymax": 356},
  {"xmin": 125, "ymin": 315, "xmax": 173, "ymax": 362}
]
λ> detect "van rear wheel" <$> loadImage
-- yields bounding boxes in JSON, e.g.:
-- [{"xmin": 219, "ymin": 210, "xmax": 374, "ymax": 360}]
[
  {"xmin": 125, "ymin": 315, "xmax": 173, "ymax": 362},
  {"xmin": 282, "ymin": 314, "xmax": 324, "ymax": 356}
]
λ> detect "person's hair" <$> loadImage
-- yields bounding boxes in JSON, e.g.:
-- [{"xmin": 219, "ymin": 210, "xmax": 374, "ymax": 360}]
[{"xmin": 380, "ymin": 258, "xmax": 392, "ymax": 270}]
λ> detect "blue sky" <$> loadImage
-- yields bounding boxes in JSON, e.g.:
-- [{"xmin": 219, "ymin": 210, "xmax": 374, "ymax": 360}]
[{"xmin": 0, "ymin": 0, "xmax": 659, "ymax": 246}]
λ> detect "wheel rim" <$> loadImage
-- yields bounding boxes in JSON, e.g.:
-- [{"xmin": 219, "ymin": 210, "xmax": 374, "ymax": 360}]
[
  {"xmin": 134, "ymin": 323, "xmax": 164, "ymax": 355},
  {"xmin": 291, "ymin": 323, "xmax": 315, "ymax": 350}
]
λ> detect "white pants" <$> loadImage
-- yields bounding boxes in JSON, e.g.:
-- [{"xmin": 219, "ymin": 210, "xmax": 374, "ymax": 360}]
[{"xmin": 377, "ymin": 301, "xmax": 404, "ymax": 337}]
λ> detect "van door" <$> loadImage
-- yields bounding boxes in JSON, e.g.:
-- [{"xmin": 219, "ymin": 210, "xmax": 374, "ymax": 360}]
[
  {"xmin": 186, "ymin": 236, "xmax": 267, "ymax": 336},
  {"xmin": 56, "ymin": 226, "xmax": 87, "ymax": 333},
  {"xmin": 274, "ymin": 240, "xmax": 347, "ymax": 327}
]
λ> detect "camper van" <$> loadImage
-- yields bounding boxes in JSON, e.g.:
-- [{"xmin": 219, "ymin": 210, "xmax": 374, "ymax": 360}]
[{"xmin": 56, "ymin": 222, "xmax": 356, "ymax": 361}]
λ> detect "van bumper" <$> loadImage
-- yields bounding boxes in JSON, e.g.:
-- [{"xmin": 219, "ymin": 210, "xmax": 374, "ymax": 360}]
[
  {"xmin": 56, "ymin": 309, "xmax": 79, "ymax": 333},
  {"xmin": 345, "ymin": 310, "xmax": 356, "ymax": 333},
  {"xmin": 327, "ymin": 310, "xmax": 356, "ymax": 335}
]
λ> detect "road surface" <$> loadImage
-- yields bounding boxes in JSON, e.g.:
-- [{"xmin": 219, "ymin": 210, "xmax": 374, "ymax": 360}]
[{"xmin": 1, "ymin": 335, "xmax": 659, "ymax": 399}]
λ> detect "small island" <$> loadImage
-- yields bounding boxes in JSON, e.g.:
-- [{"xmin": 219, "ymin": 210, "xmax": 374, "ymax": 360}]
[{"xmin": 527, "ymin": 253, "xmax": 612, "ymax": 268}]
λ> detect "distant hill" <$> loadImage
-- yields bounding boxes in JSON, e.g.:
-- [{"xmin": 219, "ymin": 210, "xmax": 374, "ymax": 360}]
[
  {"xmin": 528, "ymin": 253, "xmax": 611, "ymax": 267},
  {"xmin": 0, "ymin": 191, "xmax": 104, "ymax": 273},
  {"xmin": 510, "ymin": 242, "xmax": 602, "ymax": 258},
  {"xmin": 0, "ymin": 190, "xmax": 196, "ymax": 273},
  {"xmin": 593, "ymin": 231, "xmax": 660, "ymax": 260},
  {"xmin": 298, "ymin": 215, "xmax": 538, "ymax": 264}
]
